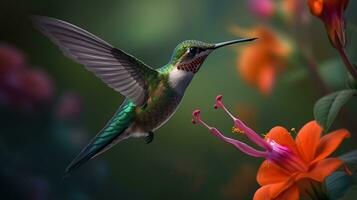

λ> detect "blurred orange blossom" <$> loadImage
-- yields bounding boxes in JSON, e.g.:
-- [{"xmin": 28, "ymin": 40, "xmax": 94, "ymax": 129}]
[{"xmin": 230, "ymin": 26, "xmax": 292, "ymax": 95}]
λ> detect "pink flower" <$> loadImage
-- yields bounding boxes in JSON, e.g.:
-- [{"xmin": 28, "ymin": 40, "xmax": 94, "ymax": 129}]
[
  {"xmin": 248, "ymin": 0, "xmax": 275, "ymax": 19},
  {"xmin": 0, "ymin": 44, "xmax": 25, "ymax": 74},
  {"xmin": 55, "ymin": 93, "xmax": 83, "ymax": 119},
  {"xmin": 0, "ymin": 44, "xmax": 54, "ymax": 111}
]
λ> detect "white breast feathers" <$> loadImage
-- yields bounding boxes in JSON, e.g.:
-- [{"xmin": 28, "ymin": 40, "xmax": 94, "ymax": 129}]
[{"xmin": 168, "ymin": 68, "xmax": 194, "ymax": 95}]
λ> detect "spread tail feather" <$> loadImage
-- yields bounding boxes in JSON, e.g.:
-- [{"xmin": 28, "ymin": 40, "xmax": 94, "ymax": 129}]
[{"xmin": 64, "ymin": 99, "xmax": 136, "ymax": 177}]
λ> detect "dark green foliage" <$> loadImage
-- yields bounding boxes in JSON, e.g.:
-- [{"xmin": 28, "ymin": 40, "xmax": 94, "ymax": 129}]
[{"xmin": 314, "ymin": 89, "xmax": 356, "ymax": 131}]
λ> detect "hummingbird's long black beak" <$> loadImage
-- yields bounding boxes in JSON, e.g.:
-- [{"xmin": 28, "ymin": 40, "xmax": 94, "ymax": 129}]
[{"xmin": 212, "ymin": 38, "xmax": 257, "ymax": 49}]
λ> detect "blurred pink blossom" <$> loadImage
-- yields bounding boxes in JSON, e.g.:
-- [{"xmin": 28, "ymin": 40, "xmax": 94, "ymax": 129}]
[
  {"xmin": 0, "ymin": 44, "xmax": 25, "ymax": 74},
  {"xmin": 248, "ymin": 0, "xmax": 275, "ymax": 19},
  {"xmin": 55, "ymin": 93, "xmax": 83, "ymax": 119},
  {"xmin": 21, "ymin": 69, "xmax": 53, "ymax": 103},
  {"xmin": 0, "ymin": 44, "xmax": 54, "ymax": 111}
]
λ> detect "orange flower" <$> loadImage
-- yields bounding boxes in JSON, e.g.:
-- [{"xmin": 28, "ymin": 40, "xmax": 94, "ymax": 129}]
[
  {"xmin": 230, "ymin": 26, "xmax": 291, "ymax": 95},
  {"xmin": 254, "ymin": 121, "xmax": 350, "ymax": 200},
  {"xmin": 307, "ymin": 0, "xmax": 349, "ymax": 48},
  {"xmin": 192, "ymin": 95, "xmax": 351, "ymax": 200}
]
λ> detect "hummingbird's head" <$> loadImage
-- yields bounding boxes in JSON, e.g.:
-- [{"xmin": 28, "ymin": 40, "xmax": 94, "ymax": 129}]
[{"xmin": 170, "ymin": 38, "xmax": 256, "ymax": 73}]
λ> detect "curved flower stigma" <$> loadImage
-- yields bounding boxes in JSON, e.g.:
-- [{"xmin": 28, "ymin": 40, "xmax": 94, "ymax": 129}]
[
  {"xmin": 214, "ymin": 95, "xmax": 272, "ymax": 151},
  {"xmin": 192, "ymin": 109, "xmax": 210, "ymax": 129},
  {"xmin": 192, "ymin": 108, "xmax": 267, "ymax": 158},
  {"xmin": 213, "ymin": 95, "xmax": 223, "ymax": 110},
  {"xmin": 193, "ymin": 95, "xmax": 313, "ymax": 173}
]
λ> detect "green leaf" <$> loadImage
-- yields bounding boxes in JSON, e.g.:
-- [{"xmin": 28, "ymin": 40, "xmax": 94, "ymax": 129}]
[
  {"xmin": 314, "ymin": 89, "xmax": 356, "ymax": 131},
  {"xmin": 326, "ymin": 172, "xmax": 354, "ymax": 200},
  {"xmin": 340, "ymin": 150, "xmax": 357, "ymax": 165}
]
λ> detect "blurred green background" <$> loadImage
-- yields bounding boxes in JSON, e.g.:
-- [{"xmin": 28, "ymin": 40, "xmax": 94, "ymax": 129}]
[{"xmin": 0, "ymin": 0, "xmax": 356, "ymax": 199}]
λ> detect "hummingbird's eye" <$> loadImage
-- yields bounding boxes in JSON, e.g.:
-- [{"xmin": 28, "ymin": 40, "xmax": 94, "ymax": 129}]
[{"xmin": 186, "ymin": 47, "xmax": 197, "ymax": 58}]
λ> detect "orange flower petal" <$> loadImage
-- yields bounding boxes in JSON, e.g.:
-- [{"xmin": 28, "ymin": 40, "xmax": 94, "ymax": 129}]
[
  {"xmin": 257, "ymin": 160, "xmax": 290, "ymax": 186},
  {"xmin": 308, "ymin": 0, "xmax": 323, "ymax": 16},
  {"xmin": 275, "ymin": 185, "xmax": 299, "ymax": 200},
  {"xmin": 269, "ymin": 178, "xmax": 294, "ymax": 199},
  {"xmin": 258, "ymin": 65, "xmax": 275, "ymax": 95},
  {"xmin": 253, "ymin": 185, "xmax": 270, "ymax": 200},
  {"xmin": 296, "ymin": 158, "xmax": 343, "ymax": 182},
  {"xmin": 295, "ymin": 121, "xmax": 322, "ymax": 163},
  {"xmin": 238, "ymin": 46, "xmax": 262, "ymax": 84},
  {"xmin": 253, "ymin": 179, "xmax": 294, "ymax": 200},
  {"xmin": 265, "ymin": 126, "xmax": 298, "ymax": 155},
  {"xmin": 313, "ymin": 129, "xmax": 350, "ymax": 162}
]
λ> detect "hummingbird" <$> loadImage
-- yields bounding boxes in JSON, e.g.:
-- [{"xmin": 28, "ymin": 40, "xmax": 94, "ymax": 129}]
[{"xmin": 32, "ymin": 16, "xmax": 256, "ymax": 175}]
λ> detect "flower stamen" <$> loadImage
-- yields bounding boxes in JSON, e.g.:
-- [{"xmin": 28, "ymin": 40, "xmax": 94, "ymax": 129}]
[
  {"xmin": 214, "ymin": 95, "xmax": 272, "ymax": 151},
  {"xmin": 192, "ymin": 109, "xmax": 267, "ymax": 158},
  {"xmin": 232, "ymin": 126, "xmax": 245, "ymax": 134}
]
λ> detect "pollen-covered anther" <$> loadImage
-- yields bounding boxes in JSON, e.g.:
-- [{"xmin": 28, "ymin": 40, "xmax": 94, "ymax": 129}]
[{"xmin": 232, "ymin": 126, "xmax": 245, "ymax": 134}]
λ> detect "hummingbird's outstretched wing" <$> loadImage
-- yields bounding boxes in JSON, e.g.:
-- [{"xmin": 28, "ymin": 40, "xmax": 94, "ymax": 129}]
[{"xmin": 32, "ymin": 16, "xmax": 158, "ymax": 106}]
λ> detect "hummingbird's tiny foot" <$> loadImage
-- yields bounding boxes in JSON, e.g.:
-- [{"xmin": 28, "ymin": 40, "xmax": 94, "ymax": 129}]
[{"xmin": 144, "ymin": 131, "xmax": 154, "ymax": 144}]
